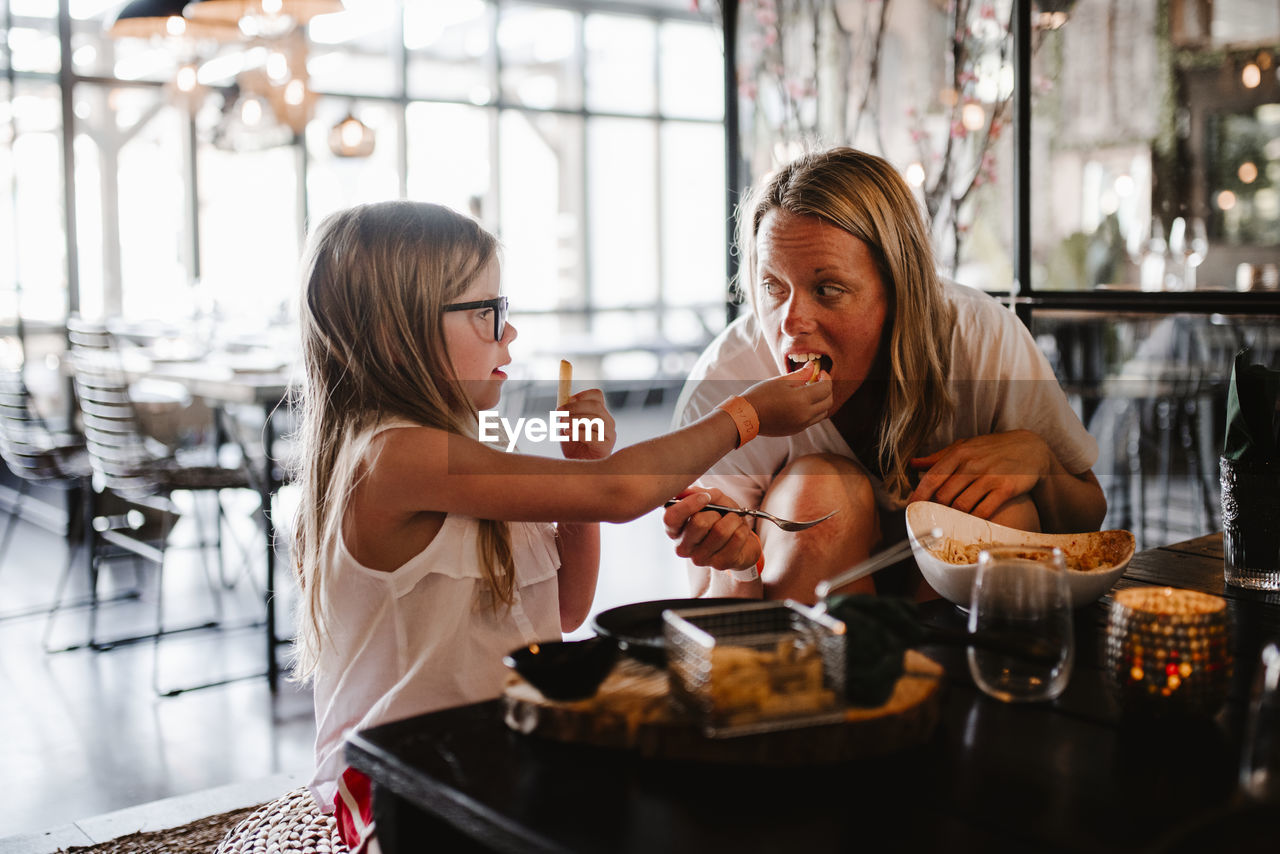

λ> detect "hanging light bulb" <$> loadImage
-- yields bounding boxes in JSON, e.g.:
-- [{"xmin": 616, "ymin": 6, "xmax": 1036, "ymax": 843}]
[
  {"xmin": 166, "ymin": 61, "xmax": 209, "ymax": 113},
  {"xmin": 962, "ymin": 103, "xmax": 986, "ymax": 132},
  {"xmin": 266, "ymin": 50, "xmax": 290, "ymax": 82},
  {"xmin": 283, "ymin": 78, "xmax": 306, "ymax": 106},
  {"xmin": 1243, "ymin": 63, "xmax": 1262, "ymax": 89},
  {"xmin": 241, "ymin": 97, "xmax": 264, "ymax": 126},
  {"xmin": 328, "ymin": 113, "xmax": 375, "ymax": 158},
  {"xmin": 175, "ymin": 64, "xmax": 199, "ymax": 92}
]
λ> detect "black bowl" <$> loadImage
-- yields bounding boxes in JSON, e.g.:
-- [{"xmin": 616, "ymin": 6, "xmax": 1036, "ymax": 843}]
[
  {"xmin": 503, "ymin": 637, "xmax": 619, "ymax": 701},
  {"xmin": 590, "ymin": 597, "xmax": 744, "ymax": 666}
]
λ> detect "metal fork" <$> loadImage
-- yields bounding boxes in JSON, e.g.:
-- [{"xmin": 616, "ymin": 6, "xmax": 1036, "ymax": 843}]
[{"xmin": 663, "ymin": 498, "xmax": 838, "ymax": 532}]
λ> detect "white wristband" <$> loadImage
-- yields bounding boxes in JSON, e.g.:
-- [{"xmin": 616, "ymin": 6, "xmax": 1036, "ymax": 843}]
[{"xmin": 728, "ymin": 566, "xmax": 760, "ymax": 583}]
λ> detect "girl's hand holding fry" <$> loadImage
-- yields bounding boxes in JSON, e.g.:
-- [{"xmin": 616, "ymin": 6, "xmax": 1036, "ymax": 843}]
[{"xmin": 557, "ymin": 387, "xmax": 616, "ymax": 461}]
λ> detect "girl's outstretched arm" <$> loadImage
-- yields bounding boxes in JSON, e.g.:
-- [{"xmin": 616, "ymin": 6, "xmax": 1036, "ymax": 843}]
[
  {"xmin": 555, "ymin": 521, "xmax": 598, "ymax": 631},
  {"xmin": 368, "ymin": 365, "xmax": 832, "ymax": 526}
]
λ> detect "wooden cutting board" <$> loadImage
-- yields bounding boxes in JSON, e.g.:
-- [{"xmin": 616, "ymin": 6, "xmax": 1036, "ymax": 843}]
[{"xmin": 502, "ymin": 651, "xmax": 944, "ymax": 765}]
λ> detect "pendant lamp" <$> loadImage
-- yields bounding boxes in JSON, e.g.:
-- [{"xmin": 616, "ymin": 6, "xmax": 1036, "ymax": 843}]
[
  {"xmin": 328, "ymin": 113, "xmax": 375, "ymax": 158},
  {"xmin": 183, "ymin": 0, "xmax": 345, "ymax": 26},
  {"xmin": 107, "ymin": 0, "xmax": 238, "ymax": 40}
]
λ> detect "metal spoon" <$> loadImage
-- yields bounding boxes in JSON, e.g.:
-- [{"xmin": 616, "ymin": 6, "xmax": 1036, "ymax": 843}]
[
  {"xmin": 663, "ymin": 498, "xmax": 838, "ymax": 532},
  {"xmin": 812, "ymin": 528, "xmax": 943, "ymax": 608}
]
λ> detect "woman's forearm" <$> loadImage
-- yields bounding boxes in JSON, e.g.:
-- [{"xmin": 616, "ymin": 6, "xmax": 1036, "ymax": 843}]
[{"xmin": 1032, "ymin": 462, "xmax": 1107, "ymax": 533}]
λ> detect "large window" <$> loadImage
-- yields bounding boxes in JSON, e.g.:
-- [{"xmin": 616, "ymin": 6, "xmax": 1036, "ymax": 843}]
[
  {"xmin": 0, "ymin": 0, "xmax": 727, "ymax": 383},
  {"xmin": 734, "ymin": 0, "xmax": 1017, "ymax": 291},
  {"xmin": 1033, "ymin": 0, "xmax": 1280, "ymax": 293}
]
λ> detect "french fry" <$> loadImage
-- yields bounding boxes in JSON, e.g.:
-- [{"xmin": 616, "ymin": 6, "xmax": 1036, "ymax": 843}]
[
  {"xmin": 808, "ymin": 359, "xmax": 821, "ymax": 384},
  {"xmin": 557, "ymin": 359, "xmax": 573, "ymax": 408}
]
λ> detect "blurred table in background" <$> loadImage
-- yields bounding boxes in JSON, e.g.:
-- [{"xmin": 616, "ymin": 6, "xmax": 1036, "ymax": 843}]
[{"xmin": 125, "ymin": 346, "xmax": 297, "ymax": 692}]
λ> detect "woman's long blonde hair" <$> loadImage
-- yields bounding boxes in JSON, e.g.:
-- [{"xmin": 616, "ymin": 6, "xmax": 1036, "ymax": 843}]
[
  {"xmin": 291, "ymin": 200, "xmax": 514, "ymax": 682},
  {"xmin": 737, "ymin": 147, "xmax": 955, "ymax": 494}
]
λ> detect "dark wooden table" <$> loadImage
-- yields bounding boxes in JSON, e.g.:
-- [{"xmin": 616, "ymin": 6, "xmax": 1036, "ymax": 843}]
[
  {"xmin": 139, "ymin": 358, "xmax": 294, "ymax": 691},
  {"xmin": 347, "ymin": 533, "xmax": 1280, "ymax": 853}
]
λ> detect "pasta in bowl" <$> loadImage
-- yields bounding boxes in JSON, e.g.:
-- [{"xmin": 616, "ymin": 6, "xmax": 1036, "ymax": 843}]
[{"xmin": 906, "ymin": 501, "xmax": 1135, "ymax": 608}]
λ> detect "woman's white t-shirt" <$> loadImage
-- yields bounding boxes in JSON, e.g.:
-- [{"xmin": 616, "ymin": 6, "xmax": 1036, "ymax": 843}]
[
  {"xmin": 674, "ymin": 281, "xmax": 1099, "ymax": 513},
  {"xmin": 307, "ymin": 423, "xmax": 562, "ymax": 810}
]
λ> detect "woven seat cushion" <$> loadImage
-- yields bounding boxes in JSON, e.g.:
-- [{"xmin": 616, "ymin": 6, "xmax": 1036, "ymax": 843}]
[{"xmin": 215, "ymin": 787, "xmax": 348, "ymax": 854}]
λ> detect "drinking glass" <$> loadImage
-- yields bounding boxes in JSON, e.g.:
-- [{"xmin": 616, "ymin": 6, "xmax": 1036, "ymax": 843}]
[
  {"xmin": 967, "ymin": 546, "xmax": 1074, "ymax": 702},
  {"xmin": 1221, "ymin": 456, "xmax": 1280, "ymax": 591},
  {"xmin": 1240, "ymin": 642, "xmax": 1280, "ymax": 802},
  {"xmin": 1184, "ymin": 216, "xmax": 1208, "ymax": 289},
  {"xmin": 1139, "ymin": 215, "xmax": 1168, "ymax": 291},
  {"xmin": 1167, "ymin": 216, "xmax": 1187, "ymax": 290}
]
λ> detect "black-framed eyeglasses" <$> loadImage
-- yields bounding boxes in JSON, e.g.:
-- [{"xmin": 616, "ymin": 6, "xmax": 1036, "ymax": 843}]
[{"xmin": 443, "ymin": 296, "xmax": 509, "ymax": 342}]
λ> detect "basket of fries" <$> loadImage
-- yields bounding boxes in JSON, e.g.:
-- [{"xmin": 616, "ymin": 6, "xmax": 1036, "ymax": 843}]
[{"xmin": 663, "ymin": 600, "xmax": 848, "ymax": 737}]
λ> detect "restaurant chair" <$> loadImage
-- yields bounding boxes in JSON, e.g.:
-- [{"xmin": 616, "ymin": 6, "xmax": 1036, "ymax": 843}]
[
  {"xmin": 67, "ymin": 317, "xmax": 267, "ymax": 696},
  {"xmin": 1090, "ymin": 316, "xmax": 1219, "ymax": 549},
  {"xmin": 0, "ymin": 365, "xmax": 146, "ymax": 648}
]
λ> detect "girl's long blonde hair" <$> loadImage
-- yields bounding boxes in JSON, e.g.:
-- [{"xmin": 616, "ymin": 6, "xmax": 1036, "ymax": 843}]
[
  {"xmin": 291, "ymin": 200, "xmax": 514, "ymax": 682},
  {"xmin": 737, "ymin": 147, "xmax": 956, "ymax": 494}
]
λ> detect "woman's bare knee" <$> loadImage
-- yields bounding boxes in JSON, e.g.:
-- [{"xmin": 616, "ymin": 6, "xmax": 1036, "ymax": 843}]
[
  {"xmin": 764, "ymin": 454, "xmax": 877, "ymax": 521},
  {"xmin": 758, "ymin": 455, "xmax": 881, "ymax": 602}
]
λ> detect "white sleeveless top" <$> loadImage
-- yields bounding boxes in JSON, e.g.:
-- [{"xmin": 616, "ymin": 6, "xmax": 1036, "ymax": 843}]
[{"xmin": 307, "ymin": 422, "xmax": 562, "ymax": 810}]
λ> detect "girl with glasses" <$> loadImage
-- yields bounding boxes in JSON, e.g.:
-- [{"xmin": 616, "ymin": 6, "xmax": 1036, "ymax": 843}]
[{"xmin": 291, "ymin": 200, "xmax": 832, "ymax": 853}]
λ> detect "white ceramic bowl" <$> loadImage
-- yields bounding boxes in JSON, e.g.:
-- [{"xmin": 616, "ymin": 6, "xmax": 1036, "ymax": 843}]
[{"xmin": 905, "ymin": 501, "xmax": 1135, "ymax": 608}]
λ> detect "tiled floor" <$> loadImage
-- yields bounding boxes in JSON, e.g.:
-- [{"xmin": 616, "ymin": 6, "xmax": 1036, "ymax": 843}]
[{"xmin": 0, "ymin": 401, "xmax": 688, "ymax": 846}]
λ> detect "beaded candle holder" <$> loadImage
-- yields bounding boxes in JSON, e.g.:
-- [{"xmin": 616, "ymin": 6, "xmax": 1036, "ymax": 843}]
[{"xmin": 1105, "ymin": 587, "xmax": 1233, "ymax": 717}]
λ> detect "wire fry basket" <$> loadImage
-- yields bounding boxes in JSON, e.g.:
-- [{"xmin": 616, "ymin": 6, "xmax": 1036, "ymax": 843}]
[{"xmin": 663, "ymin": 600, "xmax": 848, "ymax": 738}]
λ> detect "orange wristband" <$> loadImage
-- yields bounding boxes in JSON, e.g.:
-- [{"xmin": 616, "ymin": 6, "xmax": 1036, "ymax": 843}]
[{"xmin": 716, "ymin": 395, "xmax": 760, "ymax": 448}]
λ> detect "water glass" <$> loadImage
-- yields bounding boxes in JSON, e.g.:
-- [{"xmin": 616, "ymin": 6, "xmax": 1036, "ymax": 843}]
[
  {"xmin": 1240, "ymin": 642, "xmax": 1280, "ymax": 802},
  {"xmin": 967, "ymin": 546, "xmax": 1074, "ymax": 703}
]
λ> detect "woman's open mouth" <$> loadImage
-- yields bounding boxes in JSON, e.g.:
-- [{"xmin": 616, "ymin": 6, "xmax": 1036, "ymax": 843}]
[{"xmin": 786, "ymin": 353, "xmax": 833, "ymax": 378}]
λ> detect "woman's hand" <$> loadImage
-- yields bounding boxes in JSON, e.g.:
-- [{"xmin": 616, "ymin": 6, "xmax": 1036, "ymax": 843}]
[
  {"xmin": 557, "ymin": 389, "xmax": 617, "ymax": 461},
  {"xmin": 742, "ymin": 364, "xmax": 834, "ymax": 437},
  {"xmin": 663, "ymin": 489, "xmax": 761, "ymax": 571},
  {"xmin": 907, "ymin": 430, "xmax": 1051, "ymax": 518}
]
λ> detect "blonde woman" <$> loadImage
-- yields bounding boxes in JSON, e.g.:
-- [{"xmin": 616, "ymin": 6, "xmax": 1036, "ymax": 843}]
[
  {"xmin": 666, "ymin": 147, "xmax": 1105, "ymax": 603},
  {"xmin": 291, "ymin": 200, "xmax": 832, "ymax": 852}
]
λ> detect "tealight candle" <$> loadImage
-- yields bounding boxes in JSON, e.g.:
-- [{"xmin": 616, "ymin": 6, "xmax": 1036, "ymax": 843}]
[{"xmin": 1105, "ymin": 586, "xmax": 1233, "ymax": 717}]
